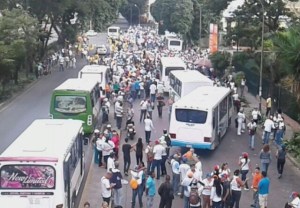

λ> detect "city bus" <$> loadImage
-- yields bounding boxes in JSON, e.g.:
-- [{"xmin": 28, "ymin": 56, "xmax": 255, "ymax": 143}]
[
  {"xmin": 159, "ymin": 57, "xmax": 186, "ymax": 92},
  {"xmin": 165, "ymin": 37, "xmax": 183, "ymax": 51},
  {"xmin": 78, "ymin": 64, "xmax": 110, "ymax": 98},
  {"xmin": 169, "ymin": 86, "xmax": 233, "ymax": 150},
  {"xmin": 107, "ymin": 26, "xmax": 120, "ymax": 39},
  {"xmin": 169, "ymin": 70, "xmax": 214, "ymax": 102},
  {"xmin": 0, "ymin": 119, "xmax": 85, "ymax": 208},
  {"xmin": 50, "ymin": 78, "xmax": 100, "ymax": 134}
]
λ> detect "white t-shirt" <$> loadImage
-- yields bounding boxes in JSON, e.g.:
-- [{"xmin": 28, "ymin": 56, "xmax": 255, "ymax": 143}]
[
  {"xmin": 202, "ymin": 178, "xmax": 214, "ymax": 196},
  {"xmin": 153, "ymin": 144, "xmax": 165, "ymax": 160},
  {"xmin": 264, "ymin": 119, "xmax": 275, "ymax": 132},
  {"xmin": 210, "ymin": 186, "xmax": 222, "ymax": 202},
  {"xmin": 144, "ymin": 118, "xmax": 154, "ymax": 131},
  {"xmin": 102, "ymin": 140, "xmax": 115, "ymax": 156},
  {"xmin": 232, "ymin": 93, "xmax": 239, "ymax": 101},
  {"xmin": 290, "ymin": 197, "xmax": 300, "ymax": 208},
  {"xmin": 101, "ymin": 176, "xmax": 111, "ymax": 198},
  {"xmin": 140, "ymin": 100, "xmax": 148, "ymax": 110},
  {"xmin": 240, "ymin": 158, "xmax": 250, "ymax": 171},
  {"xmin": 252, "ymin": 110, "xmax": 260, "ymax": 120},
  {"xmin": 179, "ymin": 164, "xmax": 190, "ymax": 180},
  {"xmin": 150, "ymin": 84, "xmax": 157, "ymax": 94},
  {"xmin": 107, "ymin": 157, "xmax": 115, "ymax": 172},
  {"xmin": 96, "ymin": 138, "xmax": 104, "ymax": 151},
  {"xmin": 171, "ymin": 159, "xmax": 180, "ymax": 174}
]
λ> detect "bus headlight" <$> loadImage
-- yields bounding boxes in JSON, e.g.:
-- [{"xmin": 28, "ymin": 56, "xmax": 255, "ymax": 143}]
[{"xmin": 87, "ymin": 115, "xmax": 92, "ymax": 126}]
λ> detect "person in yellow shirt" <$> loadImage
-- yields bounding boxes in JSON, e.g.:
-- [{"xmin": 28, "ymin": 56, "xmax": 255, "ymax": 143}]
[
  {"xmin": 251, "ymin": 167, "xmax": 263, "ymax": 208},
  {"xmin": 266, "ymin": 95, "xmax": 272, "ymax": 117}
]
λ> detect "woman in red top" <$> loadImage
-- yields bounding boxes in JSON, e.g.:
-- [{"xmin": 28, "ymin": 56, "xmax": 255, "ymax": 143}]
[{"xmin": 111, "ymin": 130, "xmax": 120, "ymax": 159}]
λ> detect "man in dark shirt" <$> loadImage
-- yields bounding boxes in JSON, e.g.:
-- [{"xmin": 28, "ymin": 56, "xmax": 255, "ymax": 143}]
[
  {"xmin": 122, "ymin": 138, "xmax": 132, "ymax": 176},
  {"xmin": 158, "ymin": 175, "xmax": 174, "ymax": 208}
]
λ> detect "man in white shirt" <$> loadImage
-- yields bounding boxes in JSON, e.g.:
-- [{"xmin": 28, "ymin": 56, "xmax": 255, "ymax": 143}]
[
  {"xmin": 96, "ymin": 136, "xmax": 104, "ymax": 167},
  {"xmin": 171, "ymin": 154, "xmax": 181, "ymax": 194},
  {"xmin": 101, "ymin": 172, "xmax": 115, "ymax": 206},
  {"xmin": 144, "ymin": 115, "xmax": 154, "ymax": 144},
  {"xmin": 179, "ymin": 158, "xmax": 191, "ymax": 197},
  {"xmin": 263, "ymin": 115, "xmax": 275, "ymax": 145},
  {"xmin": 151, "ymin": 140, "xmax": 165, "ymax": 180},
  {"xmin": 107, "ymin": 152, "xmax": 115, "ymax": 172},
  {"xmin": 140, "ymin": 98, "xmax": 148, "ymax": 122},
  {"xmin": 237, "ymin": 109, "xmax": 246, "ymax": 136},
  {"xmin": 149, "ymin": 82, "xmax": 157, "ymax": 103},
  {"xmin": 251, "ymin": 107, "xmax": 261, "ymax": 124},
  {"xmin": 130, "ymin": 166, "xmax": 144, "ymax": 208}
]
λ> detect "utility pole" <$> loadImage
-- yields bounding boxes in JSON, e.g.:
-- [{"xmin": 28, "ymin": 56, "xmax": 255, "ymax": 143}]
[
  {"xmin": 259, "ymin": 0, "xmax": 265, "ymax": 112},
  {"xmin": 199, "ymin": 5, "xmax": 202, "ymax": 50}
]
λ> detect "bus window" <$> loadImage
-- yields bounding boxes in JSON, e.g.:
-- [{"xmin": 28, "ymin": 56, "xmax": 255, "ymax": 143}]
[
  {"xmin": 170, "ymin": 40, "xmax": 181, "ymax": 46},
  {"xmin": 175, "ymin": 109, "xmax": 207, "ymax": 124},
  {"xmin": 0, "ymin": 164, "xmax": 56, "ymax": 189},
  {"xmin": 55, "ymin": 96, "xmax": 86, "ymax": 113},
  {"xmin": 165, "ymin": 67, "xmax": 185, "ymax": 76},
  {"xmin": 219, "ymin": 97, "xmax": 228, "ymax": 120}
]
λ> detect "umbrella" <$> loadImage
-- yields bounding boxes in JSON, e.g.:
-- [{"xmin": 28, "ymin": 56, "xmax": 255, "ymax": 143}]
[{"xmin": 194, "ymin": 58, "xmax": 212, "ymax": 68}]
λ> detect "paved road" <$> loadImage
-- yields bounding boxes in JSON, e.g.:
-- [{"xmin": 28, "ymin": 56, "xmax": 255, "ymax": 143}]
[{"xmin": 80, "ymin": 90, "xmax": 300, "ymax": 208}]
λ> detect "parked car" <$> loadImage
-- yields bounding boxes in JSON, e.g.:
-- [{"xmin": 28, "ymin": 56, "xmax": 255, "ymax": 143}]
[{"xmin": 96, "ymin": 45, "xmax": 107, "ymax": 55}]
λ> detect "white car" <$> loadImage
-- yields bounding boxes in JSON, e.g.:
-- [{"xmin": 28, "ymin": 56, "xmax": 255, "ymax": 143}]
[
  {"xmin": 96, "ymin": 45, "xmax": 107, "ymax": 55},
  {"xmin": 86, "ymin": 30, "xmax": 97, "ymax": 36}
]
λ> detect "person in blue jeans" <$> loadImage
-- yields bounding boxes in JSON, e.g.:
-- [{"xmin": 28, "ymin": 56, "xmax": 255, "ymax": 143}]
[
  {"xmin": 151, "ymin": 140, "xmax": 165, "ymax": 179},
  {"xmin": 131, "ymin": 166, "xmax": 145, "ymax": 208},
  {"xmin": 259, "ymin": 144, "xmax": 271, "ymax": 175}
]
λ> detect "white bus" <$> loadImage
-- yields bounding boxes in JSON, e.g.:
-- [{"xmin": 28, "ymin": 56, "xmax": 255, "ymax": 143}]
[
  {"xmin": 78, "ymin": 64, "xmax": 110, "ymax": 97},
  {"xmin": 0, "ymin": 119, "xmax": 85, "ymax": 208},
  {"xmin": 169, "ymin": 86, "xmax": 233, "ymax": 150},
  {"xmin": 50, "ymin": 78, "xmax": 100, "ymax": 134},
  {"xmin": 169, "ymin": 70, "xmax": 214, "ymax": 102},
  {"xmin": 165, "ymin": 37, "xmax": 183, "ymax": 51},
  {"xmin": 159, "ymin": 57, "xmax": 186, "ymax": 92},
  {"xmin": 107, "ymin": 26, "xmax": 120, "ymax": 39}
]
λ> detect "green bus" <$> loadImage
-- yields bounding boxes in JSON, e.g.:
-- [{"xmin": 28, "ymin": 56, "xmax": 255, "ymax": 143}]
[{"xmin": 50, "ymin": 78, "xmax": 100, "ymax": 134}]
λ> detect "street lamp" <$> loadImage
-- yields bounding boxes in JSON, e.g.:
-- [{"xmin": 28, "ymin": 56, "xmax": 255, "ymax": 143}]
[
  {"xmin": 258, "ymin": 0, "xmax": 265, "ymax": 112},
  {"xmin": 134, "ymin": 4, "xmax": 140, "ymax": 26},
  {"xmin": 199, "ymin": 4, "xmax": 202, "ymax": 49}
]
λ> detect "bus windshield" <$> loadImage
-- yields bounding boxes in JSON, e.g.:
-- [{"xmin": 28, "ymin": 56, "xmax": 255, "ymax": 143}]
[
  {"xmin": 55, "ymin": 95, "xmax": 86, "ymax": 113},
  {"xmin": 170, "ymin": 40, "xmax": 181, "ymax": 46},
  {"xmin": 0, "ymin": 164, "xmax": 55, "ymax": 189},
  {"xmin": 109, "ymin": 28, "xmax": 117, "ymax": 33},
  {"xmin": 175, "ymin": 109, "xmax": 207, "ymax": 124},
  {"xmin": 80, "ymin": 73, "xmax": 103, "ymax": 82},
  {"xmin": 165, "ymin": 67, "xmax": 185, "ymax": 76}
]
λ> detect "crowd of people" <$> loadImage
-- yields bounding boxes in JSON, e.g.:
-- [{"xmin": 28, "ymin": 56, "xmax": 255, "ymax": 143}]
[{"xmin": 79, "ymin": 25, "xmax": 298, "ymax": 208}]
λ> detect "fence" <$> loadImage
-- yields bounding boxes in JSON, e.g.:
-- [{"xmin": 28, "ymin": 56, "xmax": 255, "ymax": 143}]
[{"xmin": 238, "ymin": 67, "xmax": 300, "ymax": 122}]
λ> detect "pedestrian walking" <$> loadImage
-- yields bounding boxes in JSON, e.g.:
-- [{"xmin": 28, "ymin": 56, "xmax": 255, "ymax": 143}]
[
  {"xmin": 220, "ymin": 174, "xmax": 231, "ymax": 208},
  {"xmin": 275, "ymin": 116, "xmax": 285, "ymax": 146},
  {"xmin": 265, "ymin": 95, "xmax": 272, "ymax": 117},
  {"xmin": 111, "ymin": 130, "xmax": 120, "ymax": 159},
  {"xmin": 258, "ymin": 171, "xmax": 270, "ymax": 208},
  {"xmin": 146, "ymin": 171, "xmax": 156, "ymax": 208},
  {"xmin": 210, "ymin": 178, "xmax": 223, "ymax": 208},
  {"xmin": 171, "ymin": 154, "xmax": 181, "ymax": 195},
  {"xmin": 72, "ymin": 56, "xmax": 76, "ymax": 69},
  {"xmin": 250, "ymin": 166, "xmax": 262, "ymax": 208},
  {"xmin": 160, "ymin": 142, "xmax": 167, "ymax": 176},
  {"xmin": 93, "ymin": 129, "xmax": 102, "ymax": 165},
  {"xmin": 102, "ymin": 98, "xmax": 110, "ymax": 124},
  {"xmin": 122, "ymin": 138, "xmax": 133, "ymax": 176},
  {"xmin": 181, "ymin": 172, "xmax": 195, "ymax": 208},
  {"xmin": 145, "ymin": 143, "xmax": 154, "ymax": 175},
  {"xmin": 140, "ymin": 98, "xmax": 148, "ymax": 122},
  {"xmin": 236, "ymin": 108, "xmax": 246, "ymax": 136},
  {"xmin": 151, "ymin": 140, "xmax": 164, "ymax": 180},
  {"xmin": 144, "ymin": 115, "xmax": 154, "ymax": 144},
  {"xmin": 135, "ymin": 138, "xmax": 144, "ymax": 165},
  {"xmin": 102, "ymin": 137, "xmax": 115, "ymax": 169},
  {"xmin": 149, "ymin": 81, "xmax": 157, "ymax": 103},
  {"xmin": 247, "ymin": 119, "xmax": 257, "ymax": 150},
  {"xmin": 130, "ymin": 165, "xmax": 145, "ymax": 208},
  {"xmin": 202, "ymin": 173, "xmax": 214, "ymax": 208},
  {"xmin": 158, "ymin": 175, "xmax": 174, "ymax": 208},
  {"xmin": 263, "ymin": 115, "xmax": 275, "ymax": 145},
  {"xmin": 159, "ymin": 129, "xmax": 171, "ymax": 158},
  {"xmin": 157, "ymin": 93, "xmax": 165, "ymax": 118},
  {"xmin": 230, "ymin": 169, "xmax": 248, "ymax": 208},
  {"xmin": 107, "ymin": 152, "xmax": 115, "ymax": 172},
  {"xmin": 59, "ymin": 56, "xmax": 64, "ymax": 71},
  {"xmin": 240, "ymin": 77, "xmax": 246, "ymax": 97},
  {"xmin": 259, "ymin": 144, "xmax": 271, "ymax": 175},
  {"xmin": 110, "ymin": 162, "xmax": 123, "ymax": 208},
  {"xmin": 115, "ymin": 101, "xmax": 123, "ymax": 130},
  {"xmin": 276, "ymin": 144, "xmax": 287, "ymax": 179},
  {"xmin": 238, "ymin": 152, "xmax": 251, "ymax": 190},
  {"xmin": 251, "ymin": 107, "xmax": 261, "ymax": 124},
  {"xmin": 146, "ymin": 100, "xmax": 153, "ymax": 119},
  {"xmin": 101, "ymin": 172, "xmax": 115, "ymax": 206}
]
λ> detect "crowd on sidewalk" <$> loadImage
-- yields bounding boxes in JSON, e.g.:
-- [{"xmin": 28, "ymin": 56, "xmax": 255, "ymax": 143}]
[{"xmin": 78, "ymin": 25, "xmax": 299, "ymax": 208}]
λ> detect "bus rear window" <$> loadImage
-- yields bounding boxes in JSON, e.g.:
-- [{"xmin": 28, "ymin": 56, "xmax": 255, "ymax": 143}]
[
  {"xmin": 170, "ymin": 40, "xmax": 181, "ymax": 46},
  {"xmin": 175, "ymin": 109, "xmax": 207, "ymax": 124},
  {"xmin": 0, "ymin": 165, "xmax": 55, "ymax": 189},
  {"xmin": 55, "ymin": 95, "xmax": 86, "ymax": 113},
  {"xmin": 109, "ymin": 29, "xmax": 117, "ymax": 33},
  {"xmin": 165, "ymin": 67, "xmax": 184, "ymax": 76}
]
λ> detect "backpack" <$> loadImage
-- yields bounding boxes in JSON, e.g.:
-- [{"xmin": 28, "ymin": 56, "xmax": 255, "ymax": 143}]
[
  {"xmin": 189, "ymin": 187, "xmax": 200, "ymax": 205},
  {"xmin": 130, "ymin": 178, "xmax": 138, "ymax": 190}
]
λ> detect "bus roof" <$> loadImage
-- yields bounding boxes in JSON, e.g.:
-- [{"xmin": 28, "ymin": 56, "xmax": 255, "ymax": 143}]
[
  {"xmin": 79, "ymin": 64, "xmax": 108, "ymax": 74},
  {"xmin": 170, "ymin": 70, "xmax": 214, "ymax": 83},
  {"xmin": 108, "ymin": 26, "xmax": 120, "ymax": 29},
  {"xmin": 0, "ymin": 119, "xmax": 83, "ymax": 161},
  {"xmin": 174, "ymin": 86, "xmax": 231, "ymax": 110},
  {"xmin": 55, "ymin": 78, "xmax": 98, "ymax": 92},
  {"xmin": 160, "ymin": 57, "xmax": 186, "ymax": 68}
]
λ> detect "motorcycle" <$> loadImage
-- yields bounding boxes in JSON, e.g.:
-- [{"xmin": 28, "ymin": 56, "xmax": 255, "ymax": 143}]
[{"xmin": 126, "ymin": 122, "xmax": 136, "ymax": 140}]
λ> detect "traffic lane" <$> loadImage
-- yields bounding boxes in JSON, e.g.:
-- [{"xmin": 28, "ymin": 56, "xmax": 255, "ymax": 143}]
[
  {"xmin": 0, "ymin": 33, "xmax": 108, "ymax": 154},
  {"xmin": 128, "ymin": 98, "xmax": 300, "ymax": 208}
]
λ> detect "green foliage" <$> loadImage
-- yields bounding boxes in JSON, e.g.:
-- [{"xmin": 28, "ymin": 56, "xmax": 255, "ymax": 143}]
[
  {"xmin": 285, "ymin": 132, "xmax": 300, "ymax": 160},
  {"xmin": 209, "ymin": 51, "xmax": 231, "ymax": 76},
  {"xmin": 120, "ymin": 0, "xmax": 148, "ymax": 25}
]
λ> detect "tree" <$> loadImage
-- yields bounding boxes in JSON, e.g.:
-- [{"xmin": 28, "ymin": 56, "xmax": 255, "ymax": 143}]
[
  {"xmin": 209, "ymin": 51, "xmax": 231, "ymax": 76},
  {"xmin": 120, "ymin": 0, "xmax": 148, "ymax": 25}
]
